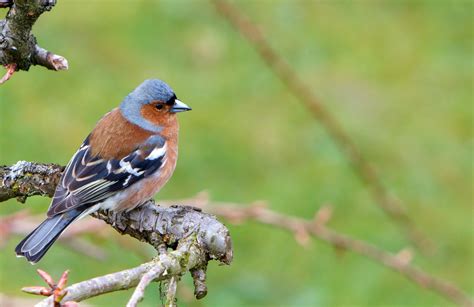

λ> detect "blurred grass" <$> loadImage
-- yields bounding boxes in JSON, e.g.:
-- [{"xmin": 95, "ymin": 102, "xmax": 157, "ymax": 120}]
[{"xmin": 0, "ymin": 0, "xmax": 472, "ymax": 306}]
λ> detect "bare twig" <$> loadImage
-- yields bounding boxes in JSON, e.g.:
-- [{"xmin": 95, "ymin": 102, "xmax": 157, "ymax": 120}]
[
  {"xmin": 0, "ymin": 0, "xmax": 68, "ymax": 84},
  {"xmin": 187, "ymin": 195, "xmax": 472, "ymax": 307},
  {"xmin": 164, "ymin": 276, "xmax": 178, "ymax": 307},
  {"xmin": 0, "ymin": 62, "xmax": 15, "ymax": 83},
  {"xmin": 22, "ymin": 269, "xmax": 70, "ymax": 306},
  {"xmin": 36, "ymin": 234, "xmax": 213, "ymax": 307},
  {"xmin": 32, "ymin": 45, "xmax": 68, "ymax": 70},
  {"xmin": 127, "ymin": 264, "xmax": 164, "ymax": 307},
  {"xmin": 211, "ymin": 0, "xmax": 431, "ymax": 251}
]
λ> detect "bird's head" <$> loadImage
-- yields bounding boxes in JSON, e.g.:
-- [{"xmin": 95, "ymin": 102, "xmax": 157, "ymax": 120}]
[{"xmin": 120, "ymin": 79, "xmax": 191, "ymax": 133}]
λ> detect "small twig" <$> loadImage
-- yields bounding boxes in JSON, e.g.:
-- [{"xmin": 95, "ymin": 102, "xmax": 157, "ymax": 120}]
[
  {"xmin": 32, "ymin": 45, "xmax": 68, "ymax": 71},
  {"xmin": 127, "ymin": 265, "xmax": 163, "ymax": 307},
  {"xmin": 35, "ymin": 262, "xmax": 155, "ymax": 306},
  {"xmin": 22, "ymin": 269, "xmax": 70, "ymax": 306},
  {"xmin": 164, "ymin": 276, "xmax": 178, "ymax": 307},
  {"xmin": 211, "ymin": 0, "xmax": 431, "ymax": 251},
  {"xmin": 0, "ymin": 62, "xmax": 15, "ymax": 83},
  {"xmin": 190, "ymin": 267, "xmax": 207, "ymax": 299},
  {"xmin": 35, "ymin": 234, "xmax": 218, "ymax": 307}
]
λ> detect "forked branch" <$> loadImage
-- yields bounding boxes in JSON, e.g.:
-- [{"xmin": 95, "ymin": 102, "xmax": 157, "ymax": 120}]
[
  {"xmin": 35, "ymin": 234, "xmax": 211, "ymax": 307},
  {"xmin": 0, "ymin": 0, "xmax": 68, "ymax": 84},
  {"xmin": 0, "ymin": 161, "xmax": 233, "ymax": 305}
]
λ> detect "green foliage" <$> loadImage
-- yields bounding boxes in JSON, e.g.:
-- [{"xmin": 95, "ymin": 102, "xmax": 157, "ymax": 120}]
[{"xmin": 0, "ymin": 1, "xmax": 472, "ymax": 306}]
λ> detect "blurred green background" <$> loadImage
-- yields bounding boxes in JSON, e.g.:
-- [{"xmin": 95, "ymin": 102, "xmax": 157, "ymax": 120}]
[{"xmin": 0, "ymin": 0, "xmax": 472, "ymax": 306}]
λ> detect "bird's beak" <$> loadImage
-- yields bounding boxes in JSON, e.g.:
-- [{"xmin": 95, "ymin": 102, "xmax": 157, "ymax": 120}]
[{"xmin": 171, "ymin": 100, "xmax": 192, "ymax": 113}]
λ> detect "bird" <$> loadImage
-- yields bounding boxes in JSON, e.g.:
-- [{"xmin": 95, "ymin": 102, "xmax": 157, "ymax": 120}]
[{"xmin": 15, "ymin": 79, "xmax": 191, "ymax": 263}]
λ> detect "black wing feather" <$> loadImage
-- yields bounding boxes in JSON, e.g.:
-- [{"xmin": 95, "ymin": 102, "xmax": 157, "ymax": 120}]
[{"xmin": 47, "ymin": 136, "xmax": 166, "ymax": 217}]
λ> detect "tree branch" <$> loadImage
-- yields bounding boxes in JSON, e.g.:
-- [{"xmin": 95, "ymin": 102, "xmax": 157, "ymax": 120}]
[
  {"xmin": 190, "ymin": 266, "xmax": 207, "ymax": 299},
  {"xmin": 211, "ymin": 0, "xmax": 432, "ymax": 252},
  {"xmin": 92, "ymin": 203, "xmax": 233, "ymax": 265},
  {"xmin": 0, "ymin": 161, "xmax": 63, "ymax": 202},
  {"xmin": 1, "ymin": 161, "xmax": 470, "ymax": 306},
  {"xmin": 190, "ymin": 196, "xmax": 473, "ymax": 307},
  {"xmin": 0, "ymin": 161, "xmax": 233, "ymax": 305},
  {"xmin": 0, "ymin": 0, "xmax": 68, "ymax": 84},
  {"xmin": 163, "ymin": 275, "xmax": 178, "ymax": 307},
  {"xmin": 126, "ymin": 265, "xmax": 164, "ymax": 307},
  {"xmin": 0, "ymin": 161, "xmax": 232, "ymax": 264},
  {"xmin": 36, "ymin": 234, "xmax": 208, "ymax": 307}
]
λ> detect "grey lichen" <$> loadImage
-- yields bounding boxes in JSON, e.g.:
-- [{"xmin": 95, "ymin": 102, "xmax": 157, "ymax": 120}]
[
  {"xmin": 93, "ymin": 204, "xmax": 233, "ymax": 265},
  {"xmin": 0, "ymin": 161, "xmax": 63, "ymax": 202}
]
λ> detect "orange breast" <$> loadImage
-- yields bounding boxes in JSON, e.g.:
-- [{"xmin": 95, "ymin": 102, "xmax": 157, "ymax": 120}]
[
  {"xmin": 88, "ymin": 108, "xmax": 154, "ymax": 159},
  {"xmin": 88, "ymin": 107, "xmax": 180, "ymax": 210}
]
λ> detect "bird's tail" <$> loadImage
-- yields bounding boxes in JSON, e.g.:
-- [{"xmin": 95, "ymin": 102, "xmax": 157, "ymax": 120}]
[{"xmin": 15, "ymin": 209, "xmax": 83, "ymax": 264}]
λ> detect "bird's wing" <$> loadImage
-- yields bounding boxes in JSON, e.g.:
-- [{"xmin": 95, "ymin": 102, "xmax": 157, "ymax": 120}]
[{"xmin": 47, "ymin": 135, "xmax": 166, "ymax": 217}]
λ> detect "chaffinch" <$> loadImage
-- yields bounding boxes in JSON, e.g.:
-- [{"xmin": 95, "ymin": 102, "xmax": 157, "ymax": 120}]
[{"xmin": 16, "ymin": 79, "xmax": 191, "ymax": 263}]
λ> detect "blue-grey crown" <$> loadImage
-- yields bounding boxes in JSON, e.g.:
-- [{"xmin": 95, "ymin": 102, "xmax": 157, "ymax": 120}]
[
  {"xmin": 120, "ymin": 79, "xmax": 176, "ymax": 133},
  {"xmin": 125, "ymin": 79, "xmax": 176, "ymax": 105}
]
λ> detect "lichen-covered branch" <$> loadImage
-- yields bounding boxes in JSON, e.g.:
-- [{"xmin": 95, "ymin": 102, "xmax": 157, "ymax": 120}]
[
  {"xmin": 36, "ymin": 234, "xmax": 209, "ymax": 307},
  {"xmin": 0, "ymin": 161, "xmax": 232, "ymax": 264},
  {"xmin": 92, "ymin": 204, "xmax": 233, "ymax": 265},
  {"xmin": 0, "ymin": 161, "xmax": 63, "ymax": 202},
  {"xmin": 0, "ymin": 0, "xmax": 68, "ymax": 84},
  {"xmin": 126, "ymin": 265, "xmax": 164, "ymax": 307},
  {"xmin": 2, "ymin": 161, "xmax": 470, "ymax": 306},
  {"xmin": 1, "ymin": 161, "xmax": 233, "ymax": 305}
]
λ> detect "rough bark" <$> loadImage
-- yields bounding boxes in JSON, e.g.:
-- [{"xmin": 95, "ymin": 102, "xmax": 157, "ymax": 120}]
[
  {"xmin": 0, "ymin": 161, "xmax": 63, "ymax": 202},
  {"xmin": 93, "ymin": 204, "xmax": 232, "ymax": 264},
  {"xmin": 1, "ymin": 161, "xmax": 233, "ymax": 305},
  {"xmin": 0, "ymin": 0, "xmax": 68, "ymax": 82}
]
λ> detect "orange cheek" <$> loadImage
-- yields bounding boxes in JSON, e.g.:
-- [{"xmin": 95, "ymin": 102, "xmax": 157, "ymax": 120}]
[{"xmin": 140, "ymin": 104, "xmax": 166, "ymax": 126}]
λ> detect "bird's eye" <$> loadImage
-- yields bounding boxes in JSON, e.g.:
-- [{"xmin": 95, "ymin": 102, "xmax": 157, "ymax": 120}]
[{"xmin": 156, "ymin": 104, "xmax": 164, "ymax": 110}]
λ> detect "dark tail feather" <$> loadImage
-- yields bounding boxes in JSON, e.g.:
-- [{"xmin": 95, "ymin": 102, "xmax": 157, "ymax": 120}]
[{"xmin": 15, "ymin": 209, "xmax": 83, "ymax": 263}]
